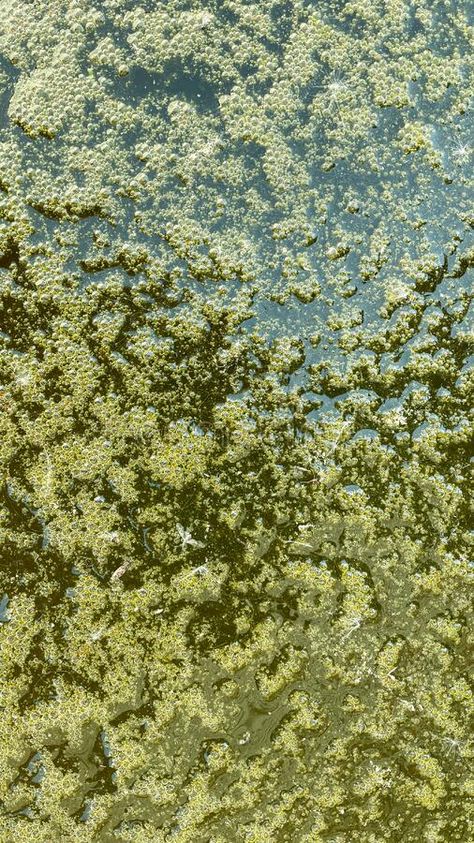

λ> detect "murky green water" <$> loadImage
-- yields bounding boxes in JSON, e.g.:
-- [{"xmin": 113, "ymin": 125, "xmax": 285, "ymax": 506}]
[{"xmin": 0, "ymin": 1, "xmax": 472, "ymax": 841}]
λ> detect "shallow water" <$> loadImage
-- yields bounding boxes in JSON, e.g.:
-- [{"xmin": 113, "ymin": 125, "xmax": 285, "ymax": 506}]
[{"xmin": 0, "ymin": 1, "xmax": 473, "ymax": 841}]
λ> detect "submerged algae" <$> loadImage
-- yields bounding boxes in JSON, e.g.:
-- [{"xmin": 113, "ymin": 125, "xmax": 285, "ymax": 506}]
[{"xmin": 0, "ymin": 0, "xmax": 473, "ymax": 840}]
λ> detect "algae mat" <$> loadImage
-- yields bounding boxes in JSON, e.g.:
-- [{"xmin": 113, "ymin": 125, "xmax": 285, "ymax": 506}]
[{"xmin": 0, "ymin": 0, "xmax": 473, "ymax": 840}]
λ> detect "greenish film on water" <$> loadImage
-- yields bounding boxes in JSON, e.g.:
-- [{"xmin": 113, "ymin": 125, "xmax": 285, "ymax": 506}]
[{"xmin": 0, "ymin": 0, "xmax": 472, "ymax": 840}]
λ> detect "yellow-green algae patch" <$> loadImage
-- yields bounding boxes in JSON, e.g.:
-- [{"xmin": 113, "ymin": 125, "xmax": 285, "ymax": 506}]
[{"xmin": 0, "ymin": 0, "xmax": 473, "ymax": 841}]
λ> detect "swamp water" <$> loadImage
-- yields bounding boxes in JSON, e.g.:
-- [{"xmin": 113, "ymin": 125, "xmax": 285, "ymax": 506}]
[{"xmin": 0, "ymin": 0, "xmax": 472, "ymax": 840}]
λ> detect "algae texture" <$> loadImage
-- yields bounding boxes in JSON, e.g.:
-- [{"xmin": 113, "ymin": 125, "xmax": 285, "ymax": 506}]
[{"xmin": 0, "ymin": 0, "xmax": 473, "ymax": 841}]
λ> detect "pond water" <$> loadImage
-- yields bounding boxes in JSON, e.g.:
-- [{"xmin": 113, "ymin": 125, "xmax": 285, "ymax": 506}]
[{"xmin": 0, "ymin": 1, "xmax": 472, "ymax": 841}]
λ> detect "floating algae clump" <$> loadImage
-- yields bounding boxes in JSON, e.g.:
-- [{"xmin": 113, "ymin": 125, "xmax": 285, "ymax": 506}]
[{"xmin": 0, "ymin": 0, "xmax": 473, "ymax": 840}]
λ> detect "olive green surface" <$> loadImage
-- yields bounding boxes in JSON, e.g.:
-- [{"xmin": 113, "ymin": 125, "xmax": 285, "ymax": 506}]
[{"xmin": 0, "ymin": 1, "xmax": 472, "ymax": 841}]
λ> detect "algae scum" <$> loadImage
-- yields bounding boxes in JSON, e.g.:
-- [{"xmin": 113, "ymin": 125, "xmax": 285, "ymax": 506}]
[{"xmin": 0, "ymin": 0, "xmax": 473, "ymax": 840}]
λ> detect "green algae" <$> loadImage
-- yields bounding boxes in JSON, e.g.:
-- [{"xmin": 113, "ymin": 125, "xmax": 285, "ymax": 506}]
[{"xmin": 0, "ymin": 0, "xmax": 473, "ymax": 840}]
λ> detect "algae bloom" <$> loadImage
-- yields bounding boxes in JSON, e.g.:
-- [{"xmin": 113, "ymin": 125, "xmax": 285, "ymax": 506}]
[{"xmin": 0, "ymin": 0, "xmax": 472, "ymax": 841}]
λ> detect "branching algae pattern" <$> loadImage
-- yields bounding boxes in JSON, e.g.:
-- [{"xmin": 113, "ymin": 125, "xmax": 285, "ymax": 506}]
[{"xmin": 0, "ymin": 0, "xmax": 472, "ymax": 840}]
